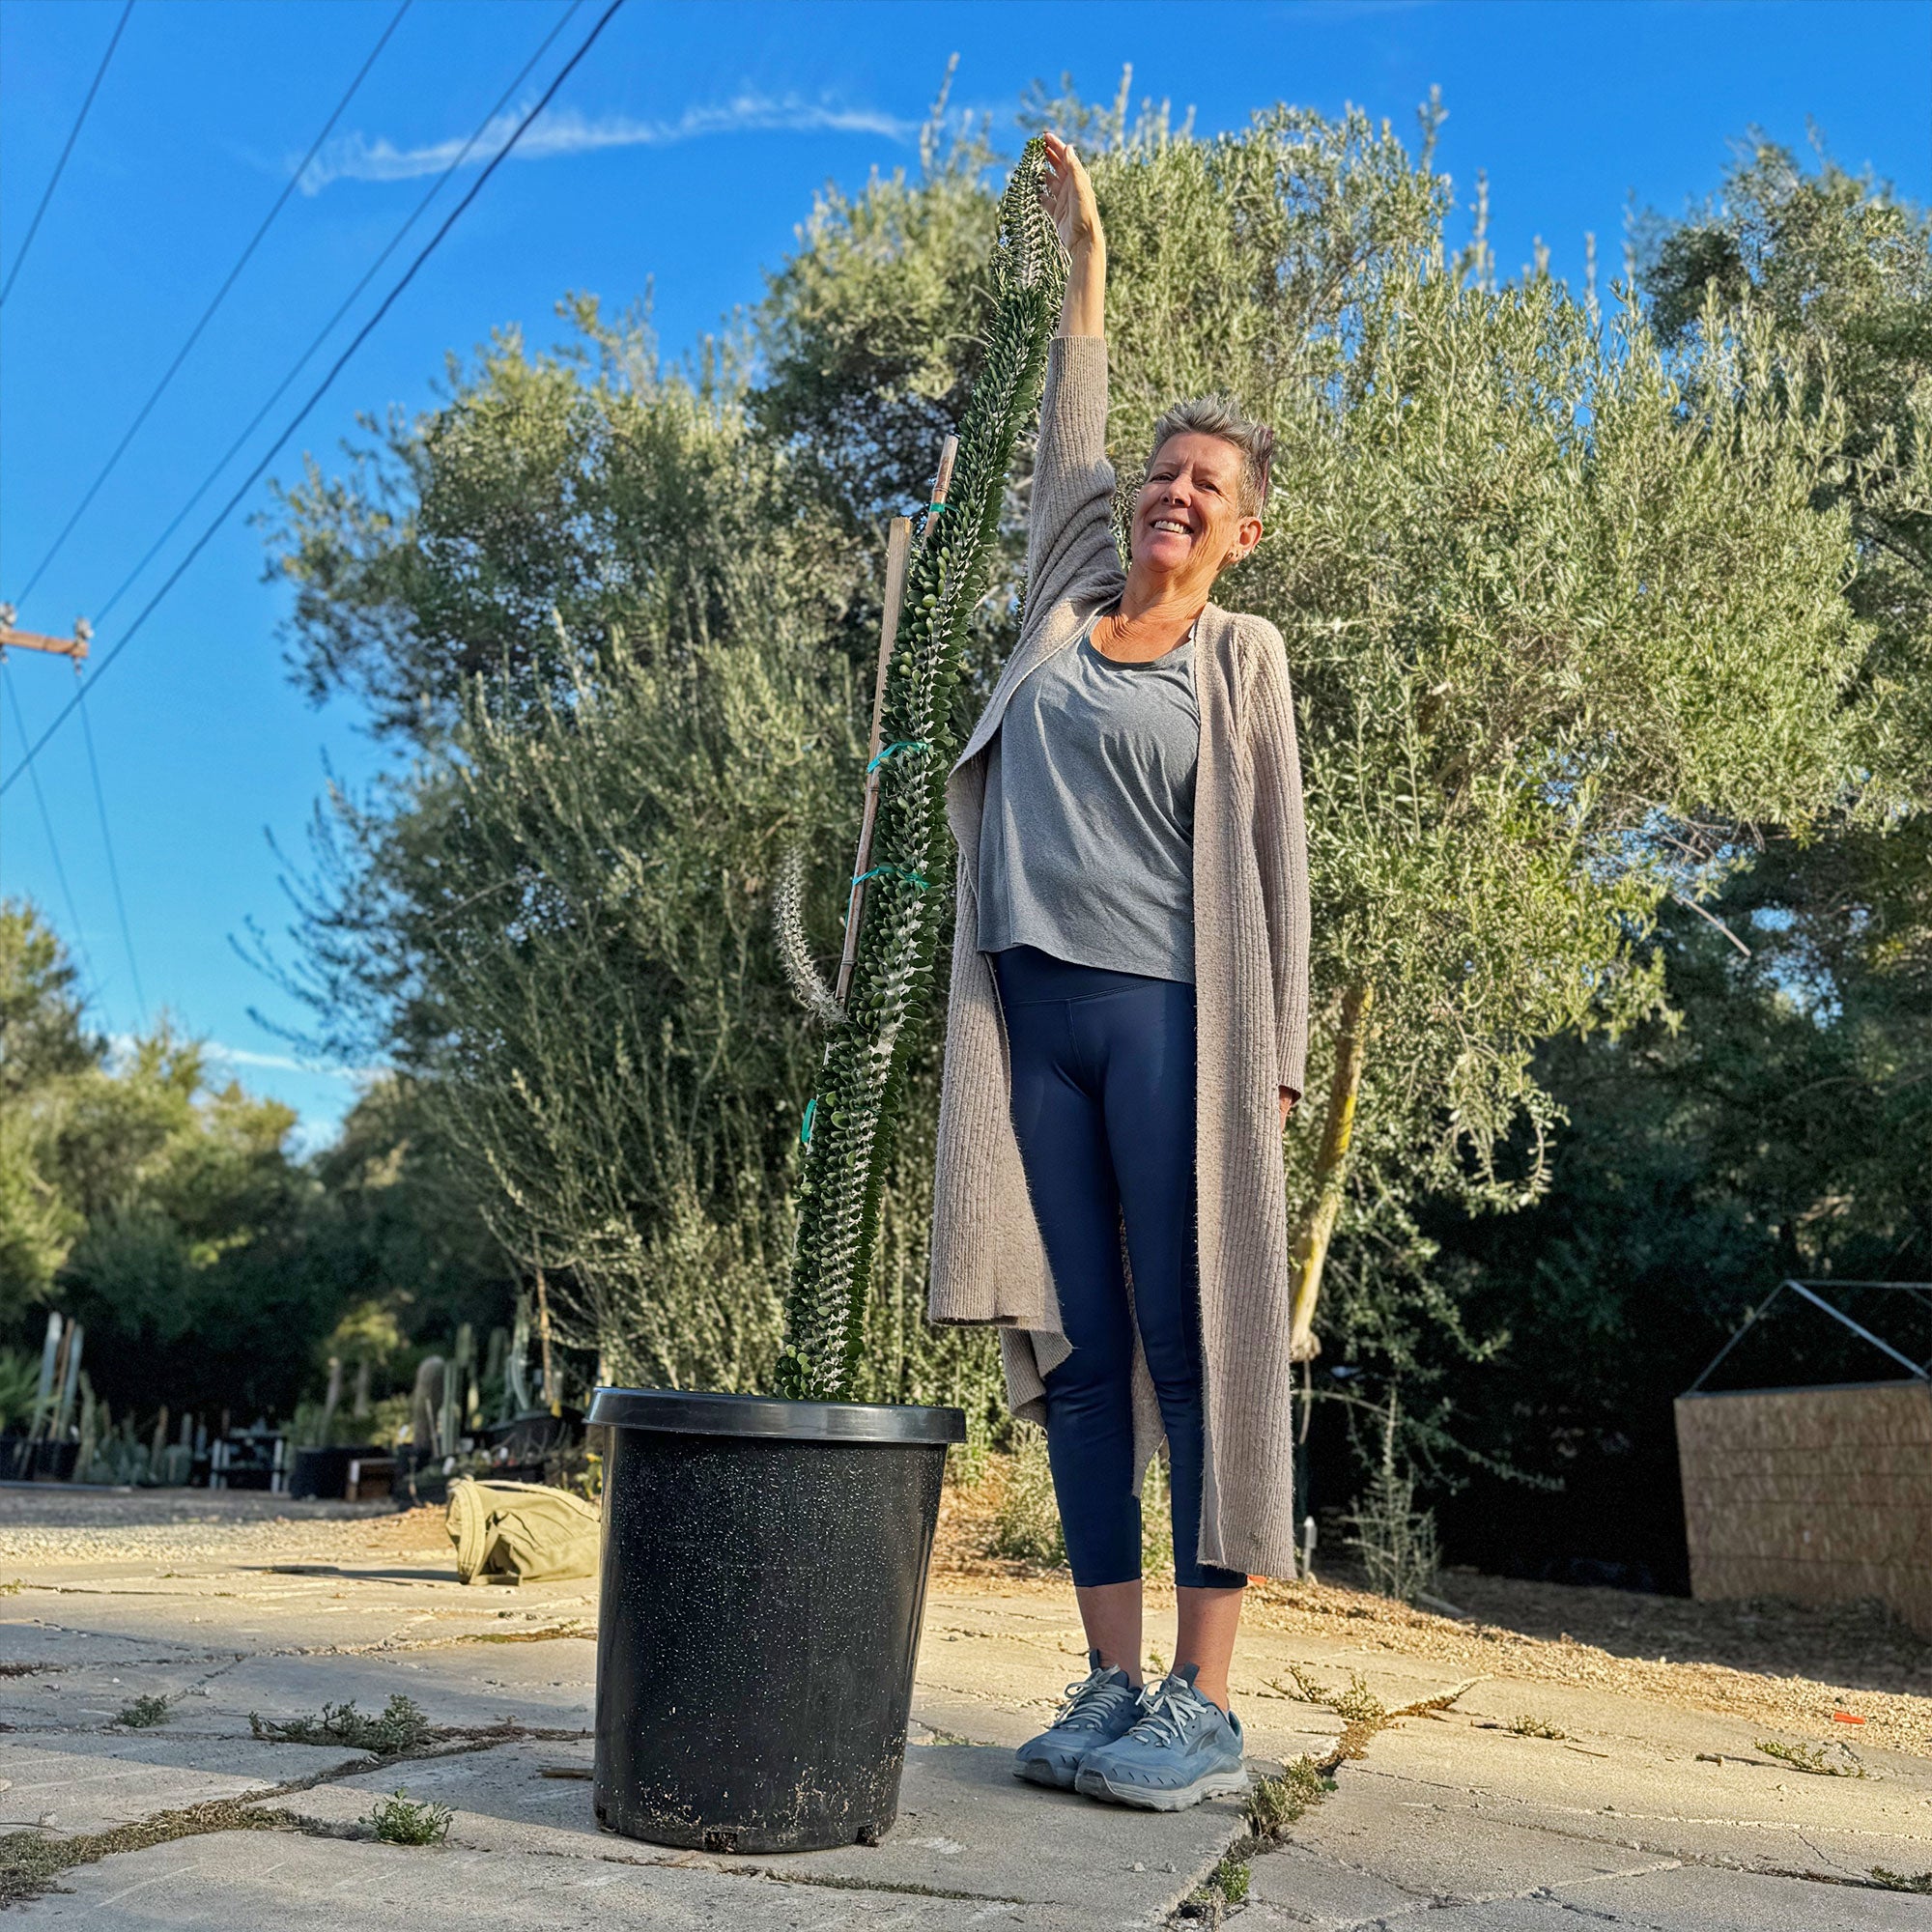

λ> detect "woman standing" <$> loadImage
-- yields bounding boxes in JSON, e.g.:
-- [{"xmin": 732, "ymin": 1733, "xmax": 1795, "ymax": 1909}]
[{"xmin": 928, "ymin": 132, "xmax": 1311, "ymax": 1812}]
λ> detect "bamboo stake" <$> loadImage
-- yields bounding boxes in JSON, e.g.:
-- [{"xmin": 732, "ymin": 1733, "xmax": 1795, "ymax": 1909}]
[
  {"xmin": 533, "ymin": 1267, "xmax": 559, "ymax": 1417},
  {"xmin": 835, "ymin": 434, "xmax": 958, "ymax": 1011},
  {"xmin": 1289, "ymin": 980, "xmax": 1375, "ymax": 1360}
]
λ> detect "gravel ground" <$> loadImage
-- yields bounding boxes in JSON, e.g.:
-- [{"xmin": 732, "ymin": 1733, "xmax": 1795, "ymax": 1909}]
[{"xmin": 0, "ymin": 1485, "xmax": 412, "ymax": 1567}]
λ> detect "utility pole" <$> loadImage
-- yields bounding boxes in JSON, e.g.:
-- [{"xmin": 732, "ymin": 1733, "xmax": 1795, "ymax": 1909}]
[
  {"xmin": 0, "ymin": 605, "xmax": 91, "ymax": 880},
  {"xmin": 0, "ymin": 604, "xmax": 92, "ymax": 665}
]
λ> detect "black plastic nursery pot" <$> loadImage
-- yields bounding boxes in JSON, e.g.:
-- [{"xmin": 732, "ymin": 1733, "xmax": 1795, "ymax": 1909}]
[{"xmin": 587, "ymin": 1385, "xmax": 965, "ymax": 1855}]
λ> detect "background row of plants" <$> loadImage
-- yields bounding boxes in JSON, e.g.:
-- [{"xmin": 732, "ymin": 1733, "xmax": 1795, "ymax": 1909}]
[{"xmin": 3, "ymin": 74, "xmax": 1926, "ymax": 1588}]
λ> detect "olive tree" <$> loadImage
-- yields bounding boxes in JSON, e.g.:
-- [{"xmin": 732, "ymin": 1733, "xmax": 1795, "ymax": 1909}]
[{"xmin": 1081, "ymin": 109, "xmax": 1881, "ymax": 1359}]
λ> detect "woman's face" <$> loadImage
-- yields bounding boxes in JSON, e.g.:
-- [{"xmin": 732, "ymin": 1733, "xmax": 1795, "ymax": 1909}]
[{"xmin": 1131, "ymin": 433, "xmax": 1262, "ymax": 583}]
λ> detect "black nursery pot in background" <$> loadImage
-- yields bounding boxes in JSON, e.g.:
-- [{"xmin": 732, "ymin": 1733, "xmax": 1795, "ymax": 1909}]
[{"xmin": 587, "ymin": 1386, "xmax": 965, "ymax": 1855}]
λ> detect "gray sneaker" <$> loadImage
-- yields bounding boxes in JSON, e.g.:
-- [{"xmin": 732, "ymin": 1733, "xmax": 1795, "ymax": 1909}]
[
  {"xmin": 1074, "ymin": 1664, "xmax": 1248, "ymax": 1811},
  {"xmin": 1012, "ymin": 1651, "xmax": 1142, "ymax": 1790}
]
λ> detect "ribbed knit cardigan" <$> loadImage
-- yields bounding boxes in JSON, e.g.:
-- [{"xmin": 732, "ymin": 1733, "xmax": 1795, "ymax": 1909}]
[{"xmin": 927, "ymin": 335, "xmax": 1312, "ymax": 1579}]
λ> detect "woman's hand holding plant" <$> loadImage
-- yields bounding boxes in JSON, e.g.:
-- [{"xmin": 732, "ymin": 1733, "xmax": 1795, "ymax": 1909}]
[{"xmin": 1041, "ymin": 130, "xmax": 1104, "ymax": 338}]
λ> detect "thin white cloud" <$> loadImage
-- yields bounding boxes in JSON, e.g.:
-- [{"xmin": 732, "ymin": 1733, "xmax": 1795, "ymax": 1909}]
[
  {"xmin": 102, "ymin": 1034, "xmax": 379, "ymax": 1085},
  {"xmin": 298, "ymin": 95, "xmax": 912, "ymax": 193},
  {"xmin": 203, "ymin": 1041, "xmax": 379, "ymax": 1085}
]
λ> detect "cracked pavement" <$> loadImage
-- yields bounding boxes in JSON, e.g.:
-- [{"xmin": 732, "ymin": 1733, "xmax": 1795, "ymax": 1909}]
[{"xmin": 3, "ymin": 1492, "xmax": 1928, "ymax": 1928}]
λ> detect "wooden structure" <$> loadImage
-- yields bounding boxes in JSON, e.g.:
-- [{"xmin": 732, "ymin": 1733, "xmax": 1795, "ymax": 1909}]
[
  {"xmin": 1677, "ymin": 1380, "xmax": 1932, "ymax": 1635},
  {"xmin": 1676, "ymin": 1280, "xmax": 1932, "ymax": 1636},
  {"xmin": 0, "ymin": 603, "xmax": 91, "ymax": 662}
]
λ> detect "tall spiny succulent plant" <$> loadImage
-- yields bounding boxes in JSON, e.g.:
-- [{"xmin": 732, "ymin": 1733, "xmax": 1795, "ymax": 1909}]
[{"xmin": 776, "ymin": 139, "xmax": 1065, "ymax": 1402}]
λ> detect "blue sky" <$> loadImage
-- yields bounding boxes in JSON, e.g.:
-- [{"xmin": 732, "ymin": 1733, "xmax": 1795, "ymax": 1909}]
[{"xmin": 1, "ymin": 0, "xmax": 1927, "ymax": 1150}]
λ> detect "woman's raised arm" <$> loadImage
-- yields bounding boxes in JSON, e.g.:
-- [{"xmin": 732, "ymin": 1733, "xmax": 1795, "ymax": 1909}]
[
  {"xmin": 1023, "ymin": 133, "xmax": 1122, "ymax": 611},
  {"xmin": 1042, "ymin": 132, "xmax": 1104, "ymax": 337}
]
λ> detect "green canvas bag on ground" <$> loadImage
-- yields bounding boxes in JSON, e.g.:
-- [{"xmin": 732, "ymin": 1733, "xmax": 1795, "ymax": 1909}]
[{"xmin": 446, "ymin": 1476, "xmax": 601, "ymax": 1584}]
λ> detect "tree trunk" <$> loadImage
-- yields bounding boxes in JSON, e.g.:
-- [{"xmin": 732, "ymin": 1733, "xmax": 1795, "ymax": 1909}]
[{"xmin": 1289, "ymin": 980, "xmax": 1374, "ymax": 1362}]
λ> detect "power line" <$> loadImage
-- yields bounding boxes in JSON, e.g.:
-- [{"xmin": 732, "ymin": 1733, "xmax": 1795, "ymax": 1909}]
[
  {"xmin": 0, "ymin": 0, "xmax": 136, "ymax": 308},
  {"xmin": 0, "ymin": 0, "xmax": 629, "ymax": 800},
  {"xmin": 10, "ymin": 0, "xmax": 413, "ymax": 606},
  {"xmin": 0, "ymin": 657, "xmax": 102, "ymax": 1003},
  {"xmin": 74, "ymin": 683, "xmax": 146, "ymax": 1017},
  {"xmin": 91, "ymin": 0, "xmax": 585, "ymax": 632}
]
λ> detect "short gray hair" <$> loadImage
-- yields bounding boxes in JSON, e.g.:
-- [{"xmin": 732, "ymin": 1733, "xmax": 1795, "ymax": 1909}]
[{"xmin": 1144, "ymin": 395, "xmax": 1275, "ymax": 522}]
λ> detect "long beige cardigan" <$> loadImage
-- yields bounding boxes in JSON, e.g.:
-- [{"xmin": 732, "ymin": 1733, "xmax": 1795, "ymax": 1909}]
[{"xmin": 927, "ymin": 336, "xmax": 1312, "ymax": 1579}]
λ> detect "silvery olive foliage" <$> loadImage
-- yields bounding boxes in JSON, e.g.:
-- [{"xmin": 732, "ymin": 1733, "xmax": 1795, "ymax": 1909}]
[
  {"xmin": 1074, "ymin": 99, "xmax": 1888, "ymax": 1360},
  {"xmin": 776, "ymin": 140, "xmax": 1065, "ymax": 1402},
  {"xmin": 266, "ymin": 88, "xmax": 1904, "ymax": 1424}
]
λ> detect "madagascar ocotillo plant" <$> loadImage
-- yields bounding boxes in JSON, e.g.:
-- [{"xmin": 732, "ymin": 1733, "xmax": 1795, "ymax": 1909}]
[{"xmin": 775, "ymin": 139, "xmax": 1065, "ymax": 1402}]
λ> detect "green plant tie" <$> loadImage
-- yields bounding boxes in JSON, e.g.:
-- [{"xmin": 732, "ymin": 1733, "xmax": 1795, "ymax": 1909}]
[
  {"xmin": 798, "ymin": 1097, "xmax": 817, "ymax": 1148},
  {"xmin": 923, "ymin": 500, "xmax": 949, "ymax": 515},
  {"xmin": 867, "ymin": 739, "xmax": 929, "ymax": 775},
  {"xmin": 852, "ymin": 863, "xmax": 931, "ymax": 891}
]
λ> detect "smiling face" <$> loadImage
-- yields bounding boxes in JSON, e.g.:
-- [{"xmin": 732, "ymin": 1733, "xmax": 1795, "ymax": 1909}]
[{"xmin": 1131, "ymin": 431, "xmax": 1262, "ymax": 589}]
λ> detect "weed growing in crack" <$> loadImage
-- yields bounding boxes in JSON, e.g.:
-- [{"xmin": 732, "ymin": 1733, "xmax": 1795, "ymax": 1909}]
[
  {"xmin": 368, "ymin": 1788, "xmax": 453, "ymax": 1846},
  {"xmin": 1177, "ymin": 1680, "xmax": 1477, "ymax": 1926},
  {"xmin": 462, "ymin": 1622, "xmax": 590, "ymax": 1644},
  {"xmin": 0, "ymin": 1800, "xmax": 298, "ymax": 1907},
  {"xmin": 116, "ymin": 1693, "xmax": 172, "ymax": 1729},
  {"xmin": 1275, "ymin": 1667, "xmax": 1481, "ymax": 1765},
  {"xmin": 1756, "ymin": 1738, "xmax": 1865, "ymax": 1777},
  {"xmin": 1178, "ymin": 1760, "xmax": 1338, "ymax": 1924},
  {"xmin": 1871, "ymin": 1868, "xmax": 1932, "ymax": 1893},
  {"xmin": 1246, "ymin": 1758, "xmax": 1336, "ymax": 1838},
  {"xmin": 250, "ymin": 1694, "xmax": 431, "ymax": 1755},
  {"xmin": 1506, "ymin": 1714, "xmax": 1566, "ymax": 1740},
  {"xmin": 1276, "ymin": 1664, "xmax": 1385, "ymax": 1726},
  {"xmin": 1178, "ymin": 1850, "xmax": 1251, "ymax": 1923}
]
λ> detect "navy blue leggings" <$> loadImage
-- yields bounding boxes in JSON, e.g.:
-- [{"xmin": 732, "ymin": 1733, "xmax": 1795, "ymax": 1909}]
[{"xmin": 993, "ymin": 945, "xmax": 1246, "ymax": 1593}]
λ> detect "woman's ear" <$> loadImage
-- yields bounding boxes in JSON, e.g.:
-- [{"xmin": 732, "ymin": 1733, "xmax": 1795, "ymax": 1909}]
[{"xmin": 1225, "ymin": 515, "xmax": 1264, "ymax": 567}]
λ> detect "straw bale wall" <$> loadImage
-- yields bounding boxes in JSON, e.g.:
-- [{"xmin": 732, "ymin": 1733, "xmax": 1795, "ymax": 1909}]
[{"xmin": 1675, "ymin": 1379, "xmax": 1932, "ymax": 1636}]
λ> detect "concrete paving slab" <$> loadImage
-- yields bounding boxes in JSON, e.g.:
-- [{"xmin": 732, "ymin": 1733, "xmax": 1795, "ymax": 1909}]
[
  {"xmin": 2, "ymin": 1643, "xmax": 592, "ymax": 1747},
  {"xmin": 0, "ymin": 1617, "xmax": 216, "ymax": 1672},
  {"xmin": 1552, "ymin": 1862, "xmax": 1932, "ymax": 1931},
  {"xmin": 1245, "ymin": 1796, "xmax": 1671, "ymax": 1913},
  {"xmin": 272, "ymin": 1735, "xmax": 1243, "ymax": 1924},
  {"xmin": 2, "ymin": 1573, "xmax": 593, "ymax": 1660},
  {"xmin": 9, "ymin": 1506, "xmax": 1932, "ymax": 1932},
  {"xmin": 5, "ymin": 1830, "xmax": 1048, "ymax": 1930},
  {"xmin": 1240, "ymin": 1842, "xmax": 1431, "ymax": 1925},
  {"xmin": 1335, "ymin": 1715, "xmax": 1932, "ymax": 1880},
  {"xmin": 0, "ymin": 1731, "xmax": 369, "ymax": 1836},
  {"xmin": 0, "ymin": 1657, "xmax": 250, "ymax": 1740},
  {"xmin": 192, "ymin": 1634, "xmax": 597, "ymax": 1739},
  {"xmin": 1266, "ymin": 1862, "xmax": 1932, "ymax": 1931}
]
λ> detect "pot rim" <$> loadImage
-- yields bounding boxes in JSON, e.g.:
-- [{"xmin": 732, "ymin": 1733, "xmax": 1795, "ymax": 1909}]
[{"xmin": 587, "ymin": 1385, "xmax": 965, "ymax": 1445}]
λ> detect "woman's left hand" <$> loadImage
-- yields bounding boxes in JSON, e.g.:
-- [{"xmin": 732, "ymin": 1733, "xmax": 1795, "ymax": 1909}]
[
  {"xmin": 1280, "ymin": 1087, "xmax": 1299, "ymax": 1127},
  {"xmin": 1039, "ymin": 130, "xmax": 1101, "ymax": 260}
]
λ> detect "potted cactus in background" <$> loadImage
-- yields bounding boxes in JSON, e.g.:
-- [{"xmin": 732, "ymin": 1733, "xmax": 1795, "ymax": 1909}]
[{"xmin": 588, "ymin": 139, "xmax": 1064, "ymax": 1857}]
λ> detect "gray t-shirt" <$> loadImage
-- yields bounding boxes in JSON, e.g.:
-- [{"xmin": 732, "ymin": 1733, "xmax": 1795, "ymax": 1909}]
[{"xmin": 977, "ymin": 620, "xmax": 1199, "ymax": 982}]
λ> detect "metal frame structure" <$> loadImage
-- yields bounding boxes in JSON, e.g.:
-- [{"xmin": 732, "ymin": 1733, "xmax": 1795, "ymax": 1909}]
[{"xmin": 1684, "ymin": 1279, "xmax": 1932, "ymax": 1395}]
